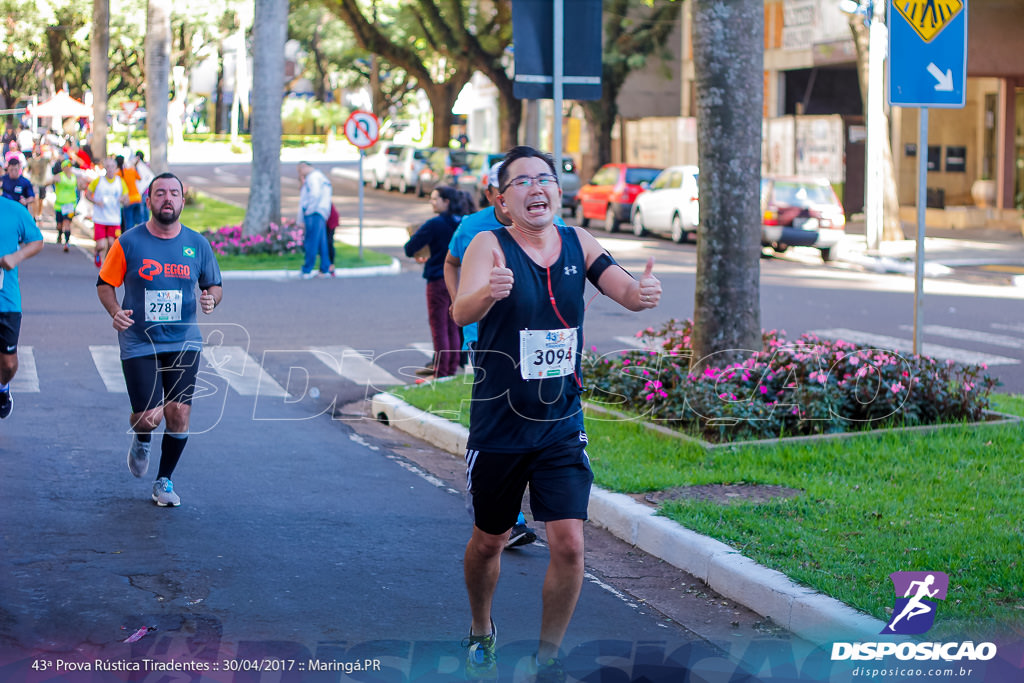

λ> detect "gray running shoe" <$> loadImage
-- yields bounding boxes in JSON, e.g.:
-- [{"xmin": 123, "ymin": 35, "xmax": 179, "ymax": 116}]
[
  {"xmin": 127, "ymin": 434, "xmax": 151, "ymax": 478},
  {"xmin": 152, "ymin": 478, "xmax": 181, "ymax": 507},
  {"xmin": 462, "ymin": 619, "xmax": 497, "ymax": 680}
]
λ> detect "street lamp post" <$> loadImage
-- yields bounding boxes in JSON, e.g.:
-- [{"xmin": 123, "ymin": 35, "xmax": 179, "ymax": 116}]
[
  {"xmin": 864, "ymin": 0, "xmax": 886, "ymax": 254},
  {"xmin": 840, "ymin": 0, "xmax": 886, "ymax": 254}
]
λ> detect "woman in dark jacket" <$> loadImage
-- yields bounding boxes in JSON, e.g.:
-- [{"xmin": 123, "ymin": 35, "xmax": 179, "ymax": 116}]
[{"xmin": 404, "ymin": 185, "xmax": 468, "ymax": 379}]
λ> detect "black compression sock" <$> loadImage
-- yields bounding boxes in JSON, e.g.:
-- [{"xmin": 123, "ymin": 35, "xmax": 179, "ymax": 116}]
[{"xmin": 157, "ymin": 432, "xmax": 188, "ymax": 480}]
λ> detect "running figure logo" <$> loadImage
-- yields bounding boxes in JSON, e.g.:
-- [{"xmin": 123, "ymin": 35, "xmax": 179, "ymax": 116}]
[{"xmin": 882, "ymin": 571, "xmax": 949, "ymax": 634}]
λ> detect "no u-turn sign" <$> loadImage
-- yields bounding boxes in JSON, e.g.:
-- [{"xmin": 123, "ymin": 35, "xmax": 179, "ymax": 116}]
[{"xmin": 344, "ymin": 111, "xmax": 380, "ymax": 149}]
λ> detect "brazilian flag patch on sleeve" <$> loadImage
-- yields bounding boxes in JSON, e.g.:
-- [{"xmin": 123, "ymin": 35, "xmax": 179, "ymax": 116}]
[{"xmin": 183, "ymin": 246, "xmax": 196, "ymax": 258}]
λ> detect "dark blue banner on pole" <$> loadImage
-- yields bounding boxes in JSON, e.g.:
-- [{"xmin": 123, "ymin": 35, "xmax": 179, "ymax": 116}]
[{"xmin": 512, "ymin": 0, "xmax": 603, "ymax": 100}]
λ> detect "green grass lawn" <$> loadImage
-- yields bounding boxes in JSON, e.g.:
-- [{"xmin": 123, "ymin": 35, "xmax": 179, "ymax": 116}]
[
  {"xmin": 214, "ymin": 245, "xmax": 392, "ymax": 271},
  {"xmin": 392, "ymin": 380, "xmax": 1024, "ymax": 639},
  {"xmin": 180, "ymin": 193, "xmax": 247, "ymax": 231},
  {"xmin": 179, "ymin": 192, "xmax": 392, "ymax": 270}
]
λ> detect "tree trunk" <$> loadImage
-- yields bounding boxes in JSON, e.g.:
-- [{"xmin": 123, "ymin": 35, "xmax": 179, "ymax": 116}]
[
  {"xmin": 494, "ymin": 80, "xmax": 521, "ymax": 152},
  {"xmin": 583, "ymin": 80, "xmax": 619, "ymax": 168},
  {"xmin": 243, "ymin": 0, "xmax": 287, "ymax": 237},
  {"xmin": 422, "ymin": 78, "xmax": 469, "ymax": 148},
  {"xmin": 690, "ymin": 0, "xmax": 763, "ymax": 370},
  {"xmin": 215, "ymin": 45, "xmax": 225, "ymax": 135},
  {"xmin": 145, "ymin": 0, "xmax": 171, "ymax": 174},
  {"xmin": 91, "ymin": 0, "xmax": 110, "ymax": 159}
]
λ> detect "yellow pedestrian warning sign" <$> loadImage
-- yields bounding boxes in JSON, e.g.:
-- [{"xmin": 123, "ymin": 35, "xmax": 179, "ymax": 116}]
[{"xmin": 892, "ymin": 0, "xmax": 964, "ymax": 43}]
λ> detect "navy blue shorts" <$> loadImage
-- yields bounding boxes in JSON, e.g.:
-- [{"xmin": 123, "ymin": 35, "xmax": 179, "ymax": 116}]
[
  {"xmin": 465, "ymin": 431, "xmax": 593, "ymax": 535},
  {"xmin": 0, "ymin": 313, "xmax": 22, "ymax": 355},
  {"xmin": 121, "ymin": 351, "xmax": 200, "ymax": 414}
]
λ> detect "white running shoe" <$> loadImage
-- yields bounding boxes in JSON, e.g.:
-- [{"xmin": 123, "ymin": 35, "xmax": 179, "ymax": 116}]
[{"xmin": 152, "ymin": 478, "xmax": 181, "ymax": 507}]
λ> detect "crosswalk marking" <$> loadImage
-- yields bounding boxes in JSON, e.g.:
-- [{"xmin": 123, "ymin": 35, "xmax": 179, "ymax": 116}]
[
  {"xmin": 992, "ymin": 322, "xmax": 1024, "ymax": 335},
  {"xmin": 898, "ymin": 324, "xmax": 1024, "ymax": 351},
  {"xmin": 410, "ymin": 342, "xmax": 434, "ymax": 358},
  {"xmin": 313, "ymin": 345, "xmax": 402, "ymax": 386},
  {"xmin": 809, "ymin": 328, "xmax": 1020, "ymax": 366},
  {"xmin": 90, "ymin": 345, "xmax": 127, "ymax": 393},
  {"xmin": 10, "ymin": 346, "xmax": 38, "ymax": 392},
  {"xmin": 202, "ymin": 345, "xmax": 288, "ymax": 397},
  {"xmin": 613, "ymin": 335, "xmax": 645, "ymax": 349},
  {"xmin": 28, "ymin": 330, "xmax": 1022, "ymax": 398}
]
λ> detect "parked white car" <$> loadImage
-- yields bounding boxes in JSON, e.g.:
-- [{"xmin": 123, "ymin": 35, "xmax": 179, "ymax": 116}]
[
  {"xmin": 384, "ymin": 146, "xmax": 432, "ymax": 193},
  {"xmin": 363, "ymin": 143, "xmax": 405, "ymax": 189},
  {"xmin": 629, "ymin": 165, "xmax": 699, "ymax": 243}
]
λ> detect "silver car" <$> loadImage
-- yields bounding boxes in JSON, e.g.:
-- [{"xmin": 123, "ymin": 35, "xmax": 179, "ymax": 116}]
[
  {"xmin": 384, "ymin": 146, "xmax": 432, "ymax": 193},
  {"xmin": 629, "ymin": 165, "xmax": 699, "ymax": 243},
  {"xmin": 363, "ymin": 143, "xmax": 405, "ymax": 189}
]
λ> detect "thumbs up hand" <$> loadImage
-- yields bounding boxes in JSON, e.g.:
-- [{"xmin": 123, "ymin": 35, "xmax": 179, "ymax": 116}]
[
  {"xmin": 637, "ymin": 257, "xmax": 661, "ymax": 309},
  {"xmin": 490, "ymin": 248, "xmax": 514, "ymax": 300}
]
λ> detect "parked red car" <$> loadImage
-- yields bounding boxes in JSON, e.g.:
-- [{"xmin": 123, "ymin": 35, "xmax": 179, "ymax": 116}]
[{"xmin": 576, "ymin": 163, "xmax": 662, "ymax": 232}]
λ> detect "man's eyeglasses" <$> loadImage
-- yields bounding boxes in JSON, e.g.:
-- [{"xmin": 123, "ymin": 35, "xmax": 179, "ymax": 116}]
[{"xmin": 500, "ymin": 173, "xmax": 558, "ymax": 193}]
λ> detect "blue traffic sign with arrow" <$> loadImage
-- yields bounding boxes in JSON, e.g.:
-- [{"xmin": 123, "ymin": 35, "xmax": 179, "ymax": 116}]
[{"xmin": 888, "ymin": 0, "xmax": 967, "ymax": 108}]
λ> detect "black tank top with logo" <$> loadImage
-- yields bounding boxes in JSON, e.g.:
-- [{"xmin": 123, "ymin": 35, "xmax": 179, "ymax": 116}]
[{"xmin": 468, "ymin": 225, "xmax": 586, "ymax": 452}]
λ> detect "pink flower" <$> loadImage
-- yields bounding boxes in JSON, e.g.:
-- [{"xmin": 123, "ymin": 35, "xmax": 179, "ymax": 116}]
[
  {"xmin": 758, "ymin": 385, "xmax": 768, "ymax": 395},
  {"xmin": 890, "ymin": 382, "xmax": 904, "ymax": 393}
]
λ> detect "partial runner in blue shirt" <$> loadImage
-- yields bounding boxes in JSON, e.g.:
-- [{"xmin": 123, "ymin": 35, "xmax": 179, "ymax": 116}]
[{"xmin": 0, "ymin": 196, "xmax": 44, "ymax": 419}]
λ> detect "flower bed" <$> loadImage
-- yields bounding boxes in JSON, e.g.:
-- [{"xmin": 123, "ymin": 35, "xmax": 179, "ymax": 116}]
[
  {"xmin": 204, "ymin": 222, "xmax": 303, "ymax": 257},
  {"xmin": 583, "ymin": 319, "xmax": 999, "ymax": 443}
]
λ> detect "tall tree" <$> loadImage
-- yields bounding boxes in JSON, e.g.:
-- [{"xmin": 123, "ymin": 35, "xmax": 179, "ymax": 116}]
[
  {"xmin": 848, "ymin": 8, "xmax": 904, "ymax": 242},
  {"xmin": 288, "ymin": 4, "xmax": 417, "ymax": 119},
  {"xmin": 145, "ymin": 0, "xmax": 171, "ymax": 173},
  {"xmin": 244, "ymin": 0, "xmax": 287, "ymax": 236},
  {"xmin": 0, "ymin": 0, "xmax": 47, "ymax": 109},
  {"xmin": 328, "ymin": 0, "xmax": 471, "ymax": 147},
  {"xmin": 91, "ymin": 0, "xmax": 110, "ymax": 158},
  {"xmin": 109, "ymin": 4, "xmax": 147, "ymax": 101},
  {"xmin": 410, "ymin": 0, "xmax": 519, "ymax": 150},
  {"xmin": 582, "ymin": 0, "xmax": 681, "ymax": 168},
  {"xmin": 45, "ymin": 3, "xmax": 90, "ymax": 97},
  {"xmin": 690, "ymin": 0, "xmax": 763, "ymax": 369}
]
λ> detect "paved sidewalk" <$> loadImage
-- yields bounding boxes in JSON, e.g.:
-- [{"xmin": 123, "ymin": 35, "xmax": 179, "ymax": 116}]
[
  {"xmin": 836, "ymin": 221, "xmax": 1024, "ymax": 287},
  {"xmin": 369, "ymin": 392, "xmax": 888, "ymax": 647}
]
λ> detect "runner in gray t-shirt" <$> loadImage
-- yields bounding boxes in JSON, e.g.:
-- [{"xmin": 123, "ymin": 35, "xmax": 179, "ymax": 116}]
[{"xmin": 97, "ymin": 173, "xmax": 223, "ymax": 507}]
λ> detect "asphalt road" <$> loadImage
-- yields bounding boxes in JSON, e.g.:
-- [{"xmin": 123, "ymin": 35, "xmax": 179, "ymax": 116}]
[
  {"xmin": 175, "ymin": 156, "xmax": 1024, "ymax": 394},
  {"xmin": 1, "ymin": 243, "xmax": 814, "ymax": 682},
  {"xmin": 4, "ymin": 154, "xmax": 1017, "ymax": 682}
]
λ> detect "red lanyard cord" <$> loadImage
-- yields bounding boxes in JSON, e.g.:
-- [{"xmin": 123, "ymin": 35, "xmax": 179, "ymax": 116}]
[{"xmin": 545, "ymin": 264, "xmax": 583, "ymax": 389}]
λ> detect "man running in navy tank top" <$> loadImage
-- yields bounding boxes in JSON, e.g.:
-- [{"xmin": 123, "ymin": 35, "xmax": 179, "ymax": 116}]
[{"xmin": 452, "ymin": 146, "xmax": 662, "ymax": 682}]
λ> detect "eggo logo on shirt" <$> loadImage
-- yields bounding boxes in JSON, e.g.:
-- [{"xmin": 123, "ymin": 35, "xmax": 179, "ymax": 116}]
[{"xmin": 138, "ymin": 259, "xmax": 191, "ymax": 281}]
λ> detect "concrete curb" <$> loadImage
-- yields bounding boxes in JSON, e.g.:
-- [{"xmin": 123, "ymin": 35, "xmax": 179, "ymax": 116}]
[
  {"xmin": 220, "ymin": 257, "xmax": 401, "ymax": 280},
  {"xmin": 369, "ymin": 392, "xmax": 888, "ymax": 645}
]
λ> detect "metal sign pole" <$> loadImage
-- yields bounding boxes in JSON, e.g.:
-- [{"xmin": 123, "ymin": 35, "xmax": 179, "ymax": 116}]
[
  {"xmin": 913, "ymin": 107, "xmax": 928, "ymax": 356},
  {"xmin": 358, "ymin": 150, "xmax": 365, "ymax": 260}
]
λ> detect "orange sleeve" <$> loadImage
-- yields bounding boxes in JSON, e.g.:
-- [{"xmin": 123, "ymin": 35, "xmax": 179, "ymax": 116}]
[{"xmin": 98, "ymin": 239, "xmax": 127, "ymax": 287}]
